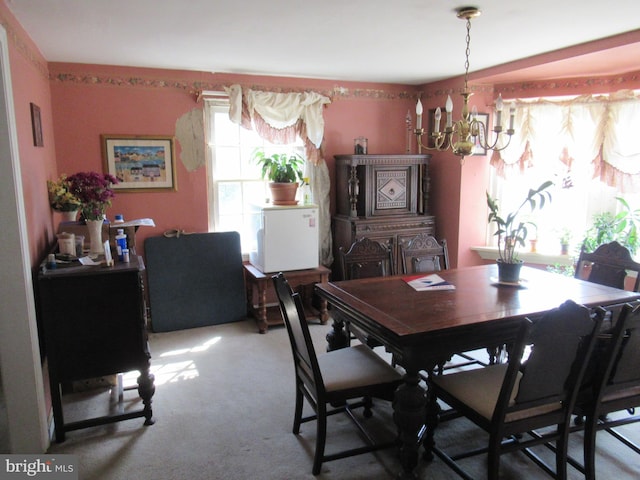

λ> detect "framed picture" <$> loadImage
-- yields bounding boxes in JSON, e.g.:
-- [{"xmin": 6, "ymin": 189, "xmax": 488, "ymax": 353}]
[
  {"xmin": 30, "ymin": 102, "xmax": 43, "ymax": 147},
  {"xmin": 471, "ymin": 112, "xmax": 490, "ymax": 156},
  {"xmin": 102, "ymin": 134, "xmax": 177, "ymax": 192}
]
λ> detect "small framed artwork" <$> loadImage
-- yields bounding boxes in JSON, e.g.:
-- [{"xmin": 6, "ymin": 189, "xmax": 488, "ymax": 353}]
[
  {"xmin": 30, "ymin": 102, "xmax": 43, "ymax": 147},
  {"xmin": 102, "ymin": 134, "xmax": 177, "ymax": 192},
  {"xmin": 471, "ymin": 113, "xmax": 490, "ymax": 156}
]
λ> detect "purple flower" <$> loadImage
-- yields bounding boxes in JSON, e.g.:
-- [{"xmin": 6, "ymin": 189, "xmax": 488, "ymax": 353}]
[{"xmin": 67, "ymin": 171, "xmax": 119, "ymax": 220}]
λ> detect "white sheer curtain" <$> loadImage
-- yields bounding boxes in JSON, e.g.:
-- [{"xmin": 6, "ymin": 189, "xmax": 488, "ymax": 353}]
[
  {"xmin": 491, "ymin": 90, "xmax": 640, "ymax": 192},
  {"xmin": 225, "ymin": 84, "xmax": 334, "ymax": 266},
  {"xmin": 487, "ymin": 90, "xmax": 640, "ymax": 252}
]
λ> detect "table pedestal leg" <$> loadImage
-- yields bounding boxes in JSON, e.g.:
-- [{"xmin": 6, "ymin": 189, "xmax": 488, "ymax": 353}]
[
  {"xmin": 326, "ymin": 316, "xmax": 349, "ymax": 351},
  {"xmin": 393, "ymin": 369, "xmax": 426, "ymax": 479}
]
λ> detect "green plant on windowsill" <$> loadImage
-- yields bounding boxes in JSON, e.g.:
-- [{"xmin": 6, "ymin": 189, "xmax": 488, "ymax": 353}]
[
  {"xmin": 581, "ymin": 197, "xmax": 640, "ymax": 255},
  {"xmin": 486, "ymin": 180, "xmax": 554, "ymax": 264}
]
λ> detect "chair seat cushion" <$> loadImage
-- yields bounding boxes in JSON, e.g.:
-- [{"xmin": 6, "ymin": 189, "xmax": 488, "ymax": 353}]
[
  {"xmin": 432, "ymin": 364, "xmax": 512, "ymax": 420},
  {"xmin": 432, "ymin": 364, "xmax": 562, "ymax": 422},
  {"xmin": 318, "ymin": 344, "xmax": 401, "ymax": 392}
]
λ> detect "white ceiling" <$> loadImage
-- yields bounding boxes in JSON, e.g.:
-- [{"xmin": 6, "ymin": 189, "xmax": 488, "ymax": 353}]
[{"xmin": 6, "ymin": 0, "xmax": 640, "ymax": 85}]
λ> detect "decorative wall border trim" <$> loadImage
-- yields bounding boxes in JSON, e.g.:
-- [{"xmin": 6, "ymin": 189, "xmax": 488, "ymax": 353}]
[
  {"xmin": 0, "ymin": 12, "xmax": 49, "ymax": 80},
  {"xmin": 495, "ymin": 71, "xmax": 640, "ymax": 97},
  {"xmin": 49, "ymin": 69, "xmax": 421, "ymax": 102}
]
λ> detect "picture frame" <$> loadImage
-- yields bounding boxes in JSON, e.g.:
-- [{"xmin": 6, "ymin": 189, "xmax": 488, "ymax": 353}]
[
  {"xmin": 30, "ymin": 102, "xmax": 43, "ymax": 147},
  {"xmin": 102, "ymin": 134, "xmax": 177, "ymax": 192},
  {"xmin": 471, "ymin": 112, "xmax": 490, "ymax": 156}
]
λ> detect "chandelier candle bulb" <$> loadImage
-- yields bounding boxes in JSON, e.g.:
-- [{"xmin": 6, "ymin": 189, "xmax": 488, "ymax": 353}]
[
  {"xmin": 445, "ymin": 95, "xmax": 453, "ymax": 128},
  {"xmin": 435, "ymin": 107, "xmax": 442, "ymax": 133},
  {"xmin": 495, "ymin": 94, "xmax": 504, "ymax": 130},
  {"xmin": 415, "ymin": 99, "xmax": 423, "ymax": 129},
  {"xmin": 509, "ymin": 103, "xmax": 516, "ymax": 131}
]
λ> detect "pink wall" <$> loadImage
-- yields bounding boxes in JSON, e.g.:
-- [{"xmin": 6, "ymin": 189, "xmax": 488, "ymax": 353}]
[
  {"xmin": 48, "ymin": 64, "xmax": 420, "ymax": 256},
  {"xmin": 0, "ymin": 2, "xmax": 58, "ymax": 268}
]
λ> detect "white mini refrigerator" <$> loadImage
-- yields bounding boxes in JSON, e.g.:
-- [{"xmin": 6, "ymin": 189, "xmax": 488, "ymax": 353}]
[{"xmin": 249, "ymin": 204, "xmax": 319, "ymax": 273}]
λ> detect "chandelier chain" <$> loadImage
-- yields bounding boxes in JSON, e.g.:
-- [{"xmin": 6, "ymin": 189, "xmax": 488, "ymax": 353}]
[{"xmin": 464, "ymin": 18, "xmax": 471, "ymax": 91}]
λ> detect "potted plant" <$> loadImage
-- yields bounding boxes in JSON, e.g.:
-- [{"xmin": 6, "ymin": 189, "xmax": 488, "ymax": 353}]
[
  {"xmin": 486, "ymin": 180, "xmax": 553, "ymax": 282},
  {"xmin": 47, "ymin": 174, "xmax": 83, "ymax": 221},
  {"xmin": 252, "ymin": 149, "xmax": 304, "ymax": 205},
  {"xmin": 559, "ymin": 228, "xmax": 572, "ymax": 255}
]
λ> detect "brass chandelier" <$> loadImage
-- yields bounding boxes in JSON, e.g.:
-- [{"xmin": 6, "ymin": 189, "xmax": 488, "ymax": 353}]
[{"xmin": 415, "ymin": 7, "xmax": 515, "ymax": 158}]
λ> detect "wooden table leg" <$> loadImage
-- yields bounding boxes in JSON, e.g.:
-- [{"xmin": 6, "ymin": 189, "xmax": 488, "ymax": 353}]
[
  {"xmin": 393, "ymin": 368, "xmax": 426, "ymax": 479},
  {"xmin": 256, "ymin": 279, "xmax": 268, "ymax": 334}
]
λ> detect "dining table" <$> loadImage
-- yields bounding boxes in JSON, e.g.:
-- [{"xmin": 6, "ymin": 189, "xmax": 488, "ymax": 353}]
[{"xmin": 315, "ymin": 263, "xmax": 640, "ymax": 479}]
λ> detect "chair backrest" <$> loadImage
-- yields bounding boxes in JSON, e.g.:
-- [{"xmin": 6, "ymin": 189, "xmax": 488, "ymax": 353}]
[
  {"xmin": 272, "ymin": 272, "xmax": 324, "ymax": 395},
  {"xmin": 399, "ymin": 233, "xmax": 449, "ymax": 274},
  {"xmin": 496, "ymin": 300, "xmax": 602, "ymax": 422},
  {"xmin": 574, "ymin": 241, "xmax": 640, "ymax": 292},
  {"xmin": 339, "ymin": 237, "xmax": 394, "ymax": 280},
  {"xmin": 592, "ymin": 302, "xmax": 640, "ymax": 406}
]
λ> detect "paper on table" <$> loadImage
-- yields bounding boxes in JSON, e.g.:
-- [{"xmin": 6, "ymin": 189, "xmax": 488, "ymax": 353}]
[
  {"xmin": 403, "ymin": 273, "xmax": 455, "ymax": 291},
  {"xmin": 109, "ymin": 218, "xmax": 156, "ymax": 228},
  {"xmin": 78, "ymin": 256, "xmax": 102, "ymax": 266}
]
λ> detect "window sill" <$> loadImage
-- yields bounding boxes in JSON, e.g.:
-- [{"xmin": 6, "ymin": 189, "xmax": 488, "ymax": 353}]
[{"xmin": 471, "ymin": 246, "xmax": 575, "ymax": 266}]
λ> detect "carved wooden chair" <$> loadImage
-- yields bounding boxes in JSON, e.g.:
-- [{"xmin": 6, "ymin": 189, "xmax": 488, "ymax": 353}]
[
  {"xmin": 569, "ymin": 302, "xmax": 640, "ymax": 480},
  {"xmin": 399, "ymin": 233, "xmax": 449, "ymax": 275},
  {"xmin": 339, "ymin": 237, "xmax": 395, "ymax": 347},
  {"xmin": 339, "ymin": 236, "xmax": 395, "ymax": 280},
  {"xmin": 272, "ymin": 272, "xmax": 401, "ymax": 475},
  {"xmin": 399, "ymin": 233, "xmax": 486, "ymax": 373},
  {"xmin": 428, "ymin": 300, "xmax": 602, "ymax": 480},
  {"xmin": 574, "ymin": 241, "xmax": 640, "ymax": 292}
]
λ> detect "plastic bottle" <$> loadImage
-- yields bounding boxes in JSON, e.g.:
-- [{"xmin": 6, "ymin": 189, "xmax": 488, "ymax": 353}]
[
  {"xmin": 114, "ymin": 214, "xmax": 124, "ymax": 224},
  {"xmin": 115, "ymin": 229, "xmax": 127, "ymax": 261},
  {"xmin": 302, "ymin": 177, "xmax": 313, "ymax": 205}
]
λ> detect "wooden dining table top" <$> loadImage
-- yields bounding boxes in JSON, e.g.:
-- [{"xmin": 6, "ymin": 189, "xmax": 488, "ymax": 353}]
[{"xmin": 316, "ymin": 264, "xmax": 640, "ymax": 349}]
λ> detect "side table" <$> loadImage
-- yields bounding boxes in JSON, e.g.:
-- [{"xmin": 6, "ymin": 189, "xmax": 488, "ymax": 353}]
[{"xmin": 243, "ymin": 264, "xmax": 331, "ymax": 333}]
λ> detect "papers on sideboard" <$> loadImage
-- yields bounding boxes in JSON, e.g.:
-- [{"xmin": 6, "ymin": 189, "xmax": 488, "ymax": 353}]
[{"xmin": 403, "ymin": 273, "xmax": 456, "ymax": 291}]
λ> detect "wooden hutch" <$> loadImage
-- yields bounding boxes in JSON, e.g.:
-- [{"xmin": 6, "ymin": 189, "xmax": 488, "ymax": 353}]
[{"xmin": 333, "ymin": 154, "xmax": 434, "ymax": 278}]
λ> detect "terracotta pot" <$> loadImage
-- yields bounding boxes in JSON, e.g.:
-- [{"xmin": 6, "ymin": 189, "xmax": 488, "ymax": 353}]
[
  {"xmin": 269, "ymin": 182, "xmax": 299, "ymax": 206},
  {"xmin": 496, "ymin": 259, "xmax": 524, "ymax": 283}
]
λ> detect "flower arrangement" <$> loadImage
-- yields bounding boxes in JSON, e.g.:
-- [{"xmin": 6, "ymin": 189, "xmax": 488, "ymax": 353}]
[
  {"xmin": 66, "ymin": 171, "xmax": 119, "ymax": 220},
  {"xmin": 47, "ymin": 174, "xmax": 82, "ymax": 212}
]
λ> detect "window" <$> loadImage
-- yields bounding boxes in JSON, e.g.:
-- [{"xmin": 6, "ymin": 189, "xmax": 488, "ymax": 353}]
[
  {"xmin": 205, "ymin": 100, "xmax": 304, "ymax": 253},
  {"xmin": 488, "ymin": 93, "xmax": 640, "ymax": 257}
]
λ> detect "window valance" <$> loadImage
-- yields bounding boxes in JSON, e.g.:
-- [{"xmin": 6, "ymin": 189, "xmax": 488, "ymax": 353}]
[
  {"xmin": 225, "ymin": 84, "xmax": 331, "ymax": 163},
  {"xmin": 491, "ymin": 90, "xmax": 640, "ymax": 193}
]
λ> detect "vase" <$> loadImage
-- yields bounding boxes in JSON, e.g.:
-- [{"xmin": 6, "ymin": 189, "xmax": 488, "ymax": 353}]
[
  {"xmin": 86, "ymin": 219, "xmax": 105, "ymax": 255},
  {"xmin": 60, "ymin": 210, "xmax": 78, "ymax": 222}
]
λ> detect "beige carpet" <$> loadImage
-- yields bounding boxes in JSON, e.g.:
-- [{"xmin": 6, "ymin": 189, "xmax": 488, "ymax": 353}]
[{"xmin": 47, "ymin": 318, "xmax": 640, "ymax": 480}]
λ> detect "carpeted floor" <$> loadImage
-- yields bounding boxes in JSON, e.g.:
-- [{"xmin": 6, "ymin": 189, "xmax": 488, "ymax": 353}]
[{"xmin": 44, "ymin": 318, "xmax": 640, "ymax": 480}]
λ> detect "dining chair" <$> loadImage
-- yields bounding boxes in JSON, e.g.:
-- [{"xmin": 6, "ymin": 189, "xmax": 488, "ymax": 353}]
[
  {"xmin": 399, "ymin": 233, "xmax": 449, "ymax": 275},
  {"xmin": 399, "ymin": 233, "xmax": 485, "ymax": 373},
  {"xmin": 339, "ymin": 236, "xmax": 394, "ymax": 280},
  {"xmin": 427, "ymin": 299, "xmax": 602, "ymax": 480},
  {"xmin": 271, "ymin": 272, "xmax": 402, "ymax": 475},
  {"xmin": 574, "ymin": 241, "xmax": 640, "ymax": 291},
  {"xmin": 570, "ymin": 302, "xmax": 640, "ymax": 480},
  {"xmin": 339, "ymin": 237, "xmax": 394, "ymax": 347}
]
